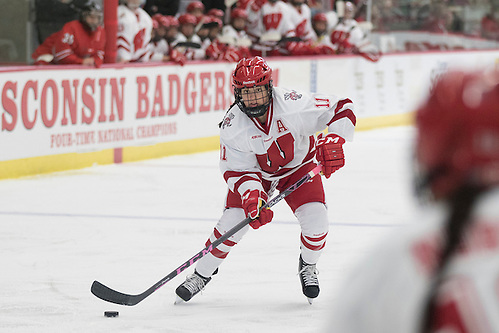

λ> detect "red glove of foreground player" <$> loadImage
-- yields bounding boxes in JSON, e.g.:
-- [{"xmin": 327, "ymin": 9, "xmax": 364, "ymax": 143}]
[
  {"xmin": 241, "ymin": 189, "xmax": 274, "ymax": 229},
  {"xmin": 316, "ymin": 133, "xmax": 346, "ymax": 178}
]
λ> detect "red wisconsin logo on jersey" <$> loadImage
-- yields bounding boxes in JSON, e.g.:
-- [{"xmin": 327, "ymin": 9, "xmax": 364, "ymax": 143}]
[{"xmin": 263, "ymin": 13, "xmax": 282, "ymax": 30}]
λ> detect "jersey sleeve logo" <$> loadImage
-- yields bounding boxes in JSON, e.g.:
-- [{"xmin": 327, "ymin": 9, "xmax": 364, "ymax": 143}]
[
  {"xmin": 284, "ymin": 90, "xmax": 302, "ymax": 101},
  {"xmin": 221, "ymin": 112, "xmax": 235, "ymax": 129}
]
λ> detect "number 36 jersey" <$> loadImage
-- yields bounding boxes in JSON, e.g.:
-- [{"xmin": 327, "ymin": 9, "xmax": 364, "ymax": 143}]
[{"xmin": 219, "ymin": 86, "xmax": 356, "ymax": 197}]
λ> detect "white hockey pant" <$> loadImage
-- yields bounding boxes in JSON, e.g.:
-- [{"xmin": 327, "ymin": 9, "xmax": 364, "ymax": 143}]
[
  {"xmin": 195, "ymin": 208, "xmax": 249, "ymax": 278},
  {"xmin": 195, "ymin": 202, "xmax": 329, "ymax": 277},
  {"xmin": 295, "ymin": 202, "xmax": 329, "ymax": 265}
]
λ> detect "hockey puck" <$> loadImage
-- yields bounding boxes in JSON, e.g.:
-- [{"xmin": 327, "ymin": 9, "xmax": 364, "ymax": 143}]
[{"xmin": 104, "ymin": 311, "xmax": 119, "ymax": 318}]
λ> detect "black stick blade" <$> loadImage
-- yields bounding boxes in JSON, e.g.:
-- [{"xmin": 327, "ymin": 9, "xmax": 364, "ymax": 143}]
[{"xmin": 91, "ymin": 280, "xmax": 143, "ymax": 306}]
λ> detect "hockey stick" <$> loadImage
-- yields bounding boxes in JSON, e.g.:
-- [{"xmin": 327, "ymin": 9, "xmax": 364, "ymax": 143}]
[{"xmin": 91, "ymin": 164, "xmax": 323, "ymax": 306}]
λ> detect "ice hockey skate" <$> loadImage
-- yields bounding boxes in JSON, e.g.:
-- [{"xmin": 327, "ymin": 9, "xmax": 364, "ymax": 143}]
[
  {"xmin": 298, "ymin": 255, "xmax": 320, "ymax": 304},
  {"xmin": 175, "ymin": 271, "xmax": 211, "ymax": 303}
]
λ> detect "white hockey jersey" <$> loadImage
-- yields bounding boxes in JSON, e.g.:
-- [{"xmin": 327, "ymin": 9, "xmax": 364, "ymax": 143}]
[
  {"xmin": 171, "ymin": 33, "xmax": 206, "ymax": 60},
  {"xmin": 247, "ymin": 0, "xmax": 296, "ymax": 53},
  {"xmin": 149, "ymin": 39, "xmax": 170, "ymax": 62},
  {"xmin": 287, "ymin": 3, "xmax": 315, "ymax": 41},
  {"xmin": 117, "ymin": 5, "xmax": 153, "ymax": 62},
  {"xmin": 219, "ymin": 86, "xmax": 355, "ymax": 197},
  {"xmin": 220, "ymin": 25, "xmax": 252, "ymax": 47},
  {"xmin": 327, "ymin": 188, "xmax": 499, "ymax": 332},
  {"xmin": 330, "ymin": 18, "xmax": 365, "ymax": 48}
]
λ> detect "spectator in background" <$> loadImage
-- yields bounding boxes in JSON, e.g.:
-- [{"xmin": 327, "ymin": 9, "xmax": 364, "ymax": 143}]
[
  {"xmin": 32, "ymin": 0, "xmax": 105, "ymax": 67},
  {"xmin": 34, "ymin": 0, "xmax": 89, "ymax": 44},
  {"xmin": 481, "ymin": 7, "xmax": 499, "ymax": 40},
  {"xmin": 196, "ymin": 16, "xmax": 212, "ymax": 47},
  {"xmin": 165, "ymin": 16, "xmax": 180, "ymax": 46},
  {"xmin": 330, "ymin": 1, "xmax": 381, "ymax": 62},
  {"xmin": 207, "ymin": 8, "xmax": 225, "ymax": 23},
  {"xmin": 311, "ymin": 13, "xmax": 335, "ymax": 54},
  {"xmin": 246, "ymin": 0, "xmax": 298, "ymax": 56},
  {"xmin": 421, "ymin": 2, "xmax": 454, "ymax": 33},
  {"xmin": 144, "ymin": 0, "xmax": 180, "ymax": 16},
  {"xmin": 172, "ymin": 13, "xmax": 206, "ymax": 60},
  {"xmin": 220, "ymin": 7, "xmax": 251, "ymax": 46},
  {"xmin": 371, "ymin": 0, "xmax": 404, "ymax": 31},
  {"xmin": 206, "ymin": 16, "xmax": 224, "ymax": 43},
  {"xmin": 208, "ymin": 7, "xmax": 252, "ymax": 61},
  {"xmin": 206, "ymin": 15, "xmax": 250, "ymax": 62},
  {"xmin": 312, "ymin": 12, "xmax": 330, "ymax": 42},
  {"xmin": 186, "ymin": 1, "xmax": 206, "ymax": 24},
  {"xmin": 287, "ymin": 0, "xmax": 316, "ymax": 41},
  {"xmin": 327, "ymin": 67, "xmax": 499, "ymax": 333},
  {"xmin": 117, "ymin": 0, "xmax": 153, "ymax": 63},
  {"xmin": 148, "ymin": 14, "xmax": 186, "ymax": 65}
]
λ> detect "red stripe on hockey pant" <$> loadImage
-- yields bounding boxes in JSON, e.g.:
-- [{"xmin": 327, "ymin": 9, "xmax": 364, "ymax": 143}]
[
  {"xmin": 213, "ymin": 228, "xmax": 237, "ymax": 247},
  {"xmin": 210, "ymin": 247, "xmax": 229, "ymax": 259},
  {"xmin": 204, "ymin": 238, "xmax": 230, "ymax": 259},
  {"xmin": 301, "ymin": 234, "xmax": 326, "ymax": 251},
  {"xmin": 223, "ymin": 171, "xmax": 262, "ymax": 184},
  {"xmin": 303, "ymin": 233, "xmax": 328, "ymax": 243}
]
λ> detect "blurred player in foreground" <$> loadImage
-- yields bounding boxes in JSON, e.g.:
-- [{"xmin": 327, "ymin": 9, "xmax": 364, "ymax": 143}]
[
  {"xmin": 327, "ymin": 67, "xmax": 499, "ymax": 332},
  {"xmin": 175, "ymin": 56, "xmax": 356, "ymax": 304}
]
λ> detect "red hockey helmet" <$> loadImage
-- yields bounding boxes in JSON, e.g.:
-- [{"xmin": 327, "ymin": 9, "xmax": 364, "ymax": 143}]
[
  {"xmin": 186, "ymin": 1, "xmax": 205, "ymax": 13},
  {"xmin": 208, "ymin": 16, "xmax": 223, "ymax": 28},
  {"xmin": 231, "ymin": 8, "xmax": 248, "ymax": 20},
  {"xmin": 207, "ymin": 8, "xmax": 224, "ymax": 19},
  {"xmin": 415, "ymin": 69, "xmax": 499, "ymax": 199},
  {"xmin": 152, "ymin": 14, "xmax": 170, "ymax": 28},
  {"xmin": 312, "ymin": 13, "xmax": 328, "ymax": 23},
  {"xmin": 178, "ymin": 13, "xmax": 198, "ymax": 26},
  {"xmin": 152, "ymin": 19, "xmax": 159, "ymax": 30},
  {"xmin": 167, "ymin": 16, "xmax": 179, "ymax": 28},
  {"xmin": 232, "ymin": 56, "xmax": 273, "ymax": 118}
]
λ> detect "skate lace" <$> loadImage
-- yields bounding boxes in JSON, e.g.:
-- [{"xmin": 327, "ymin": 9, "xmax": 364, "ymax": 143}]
[
  {"xmin": 298, "ymin": 264, "xmax": 319, "ymax": 286},
  {"xmin": 183, "ymin": 274, "xmax": 207, "ymax": 293}
]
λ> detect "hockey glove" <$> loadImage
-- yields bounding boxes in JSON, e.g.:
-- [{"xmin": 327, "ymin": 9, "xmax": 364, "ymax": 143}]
[
  {"xmin": 241, "ymin": 189, "xmax": 274, "ymax": 229},
  {"xmin": 316, "ymin": 133, "xmax": 346, "ymax": 178}
]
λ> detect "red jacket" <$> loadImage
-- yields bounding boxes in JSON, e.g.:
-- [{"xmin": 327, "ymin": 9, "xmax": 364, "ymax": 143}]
[{"xmin": 32, "ymin": 20, "xmax": 106, "ymax": 67}]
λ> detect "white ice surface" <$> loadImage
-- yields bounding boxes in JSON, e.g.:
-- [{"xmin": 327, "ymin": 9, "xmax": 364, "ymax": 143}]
[{"xmin": 0, "ymin": 126, "xmax": 417, "ymax": 332}]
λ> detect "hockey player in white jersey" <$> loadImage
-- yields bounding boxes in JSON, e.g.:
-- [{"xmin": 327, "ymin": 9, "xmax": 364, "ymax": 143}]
[
  {"xmin": 329, "ymin": 1, "xmax": 381, "ymax": 62},
  {"xmin": 171, "ymin": 13, "xmax": 206, "ymax": 61},
  {"xmin": 117, "ymin": 0, "xmax": 153, "ymax": 63},
  {"xmin": 175, "ymin": 56, "xmax": 356, "ymax": 304},
  {"xmin": 327, "ymin": 68, "xmax": 499, "ymax": 332},
  {"xmin": 246, "ymin": 0, "xmax": 298, "ymax": 56},
  {"xmin": 219, "ymin": 8, "xmax": 252, "ymax": 48},
  {"xmin": 287, "ymin": 0, "xmax": 315, "ymax": 41}
]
